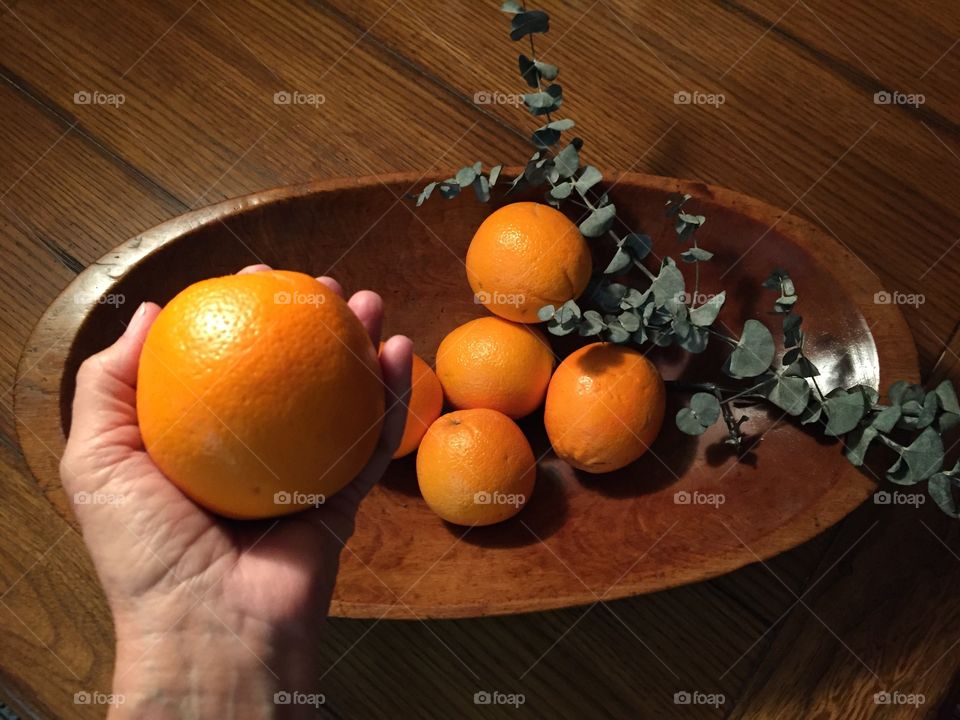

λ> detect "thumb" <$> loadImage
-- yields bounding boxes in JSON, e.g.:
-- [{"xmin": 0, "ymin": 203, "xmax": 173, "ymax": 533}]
[{"xmin": 64, "ymin": 302, "xmax": 161, "ymax": 456}]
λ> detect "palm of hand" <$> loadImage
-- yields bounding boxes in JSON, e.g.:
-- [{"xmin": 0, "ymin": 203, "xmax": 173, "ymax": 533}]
[{"xmin": 61, "ymin": 269, "xmax": 410, "ymax": 643}]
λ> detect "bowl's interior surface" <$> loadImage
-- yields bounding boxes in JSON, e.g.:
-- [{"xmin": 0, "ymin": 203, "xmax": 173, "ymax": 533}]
[{"xmin": 44, "ymin": 173, "xmax": 896, "ymax": 617}]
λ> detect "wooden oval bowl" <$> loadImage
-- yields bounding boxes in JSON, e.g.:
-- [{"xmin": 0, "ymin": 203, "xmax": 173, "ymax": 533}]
[{"xmin": 14, "ymin": 171, "xmax": 918, "ymax": 618}]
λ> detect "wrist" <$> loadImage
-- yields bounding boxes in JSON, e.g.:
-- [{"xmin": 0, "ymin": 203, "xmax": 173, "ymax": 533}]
[{"xmin": 110, "ymin": 602, "xmax": 322, "ymax": 719}]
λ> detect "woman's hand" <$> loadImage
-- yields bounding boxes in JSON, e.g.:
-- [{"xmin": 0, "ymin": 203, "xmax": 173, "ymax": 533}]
[{"xmin": 60, "ymin": 265, "xmax": 412, "ymax": 719}]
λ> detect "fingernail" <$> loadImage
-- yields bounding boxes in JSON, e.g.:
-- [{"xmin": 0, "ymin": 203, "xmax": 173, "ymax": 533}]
[{"xmin": 122, "ymin": 303, "xmax": 147, "ymax": 337}]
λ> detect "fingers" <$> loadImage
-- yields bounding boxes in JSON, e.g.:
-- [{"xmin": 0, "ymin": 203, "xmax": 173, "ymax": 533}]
[
  {"xmin": 378, "ymin": 335, "xmax": 414, "ymax": 452},
  {"xmin": 237, "ymin": 263, "xmax": 272, "ymax": 274},
  {"xmin": 327, "ymin": 336, "xmax": 413, "ymax": 513},
  {"xmin": 348, "ymin": 291, "xmax": 384, "ymax": 347},
  {"xmin": 317, "ymin": 276, "xmax": 381, "ymax": 347},
  {"xmin": 316, "ymin": 276, "xmax": 344, "ymax": 297},
  {"xmin": 64, "ymin": 302, "xmax": 162, "ymax": 455}
]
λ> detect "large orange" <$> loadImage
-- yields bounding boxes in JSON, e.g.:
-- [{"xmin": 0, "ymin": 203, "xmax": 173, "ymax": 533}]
[
  {"xmin": 416, "ymin": 408, "xmax": 535, "ymax": 526},
  {"xmin": 137, "ymin": 270, "xmax": 384, "ymax": 519},
  {"xmin": 544, "ymin": 342, "xmax": 665, "ymax": 473},
  {"xmin": 435, "ymin": 316, "xmax": 554, "ymax": 419},
  {"xmin": 466, "ymin": 202, "xmax": 592, "ymax": 323},
  {"xmin": 392, "ymin": 352, "xmax": 444, "ymax": 459}
]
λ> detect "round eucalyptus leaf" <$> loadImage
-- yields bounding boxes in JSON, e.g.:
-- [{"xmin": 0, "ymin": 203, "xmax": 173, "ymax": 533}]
[
  {"xmin": 822, "ymin": 388, "xmax": 868, "ymax": 437},
  {"xmin": 766, "ymin": 374, "xmax": 810, "ymax": 416},
  {"xmin": 724, "ymin": 319, "xmax": 775, "ymax": 379},
  {"xmin": 575, "ymin": 165, "xmax": 602, "ymax": 192},
  {"xmin": 510, "ymin": 10, "xmax": 550, "ymax": 40},
  {"xmin": 553, "ymin": 140, "xmax": 580, "ymax": 178},
  {"xmin": 604, "ymin": 248, "xmax": 632, "ymax": 274},
  {"xmin": 844, "ymin": 425, "xmax": 878, "ymax": 467},
  {"xmin": 688, "ymin": 291, "xmax": 725, "ymax": 327},
  {"xmin": 579, "ymin": 203, "xmax": 616, "ymax": 238},
  {"xmin": 928, "ymin": 474, "xmax": 960, "ymax": 518},
  {"xmin": 536, "ymin": 304, "xmax": 556, "ymax": 322},
  {"xmin": 887, "ymin": 427, "xmax": 944, "ymax": 485},
  {"xmin": 676, "ymin": 392, "xmax": 721, "ymax": 435}
]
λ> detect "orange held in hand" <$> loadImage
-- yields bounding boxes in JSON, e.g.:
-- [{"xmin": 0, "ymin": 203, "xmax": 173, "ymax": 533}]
[
  {"xmin": 466, "ymin": 201, "xmax": 592, "ymax": 323},
  {"xmin": 137, "ymin": 270, "xmax": 385, "ymax": 519},
  {"xmin": 435, "ymin": 316, "xmax": 554, "ymax": 419},
  {"xmin": 544, "ymin": 342, "xmax": 666, "ymax": 473},
  {"xmin": 392, "ymin": 352, "xmax": 443, "ymax": 458},
  {"xmin": 416, "ymin": 408, "xmax": 535, "ymax": 526}
]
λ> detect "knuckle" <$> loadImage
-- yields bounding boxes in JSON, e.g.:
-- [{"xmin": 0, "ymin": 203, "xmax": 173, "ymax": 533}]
[{"xmin": 75, "ymin": 354, "xmax": 103, "ymax": 386}]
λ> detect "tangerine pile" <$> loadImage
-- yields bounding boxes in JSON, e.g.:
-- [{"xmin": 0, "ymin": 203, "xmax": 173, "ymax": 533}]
[
  {"xmin": 396, "ymin": 202, "xmax": 666, "ymax": 526},
  {"xmin": 136, "ymin": 202, "xmax": 666, "ymax": 525}
]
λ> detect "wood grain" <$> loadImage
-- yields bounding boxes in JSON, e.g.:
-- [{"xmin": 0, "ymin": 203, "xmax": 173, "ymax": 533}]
[{"xmin": 0, "ymin": 0, "xmax": 957, "ymax": 718}]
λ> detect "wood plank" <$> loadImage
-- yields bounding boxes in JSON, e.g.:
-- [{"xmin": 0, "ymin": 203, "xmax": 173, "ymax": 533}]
[
  {"xmin": 0, "ymin": 77, "xmax": 186, "ymax": 719},
  {"xmin": 0, "ymin": 81, "xmax": 182, "ymax": 443},
  {"xmin": 0, "ymin": 445, "xmax": 114, "ymax": 720},
  {"xmin": 724, "ymin": 0, "xmax": 960, "ymax": 124},
  {"xmin": 0, "ymin": 0, "xmax": 529, "ymax": 211},
  {"xmin": 729, "ymin": 500, "xmax": 960, "ymax": 720}
]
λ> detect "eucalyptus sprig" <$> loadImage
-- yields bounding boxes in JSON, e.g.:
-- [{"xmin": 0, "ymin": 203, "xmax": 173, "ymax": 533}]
[{"xmin": 411, "ymin": 2, "xmax": 960, "ymax": 517}]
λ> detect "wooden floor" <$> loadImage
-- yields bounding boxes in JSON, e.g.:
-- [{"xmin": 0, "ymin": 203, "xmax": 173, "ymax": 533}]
[{"xmin": 1, "ymin": 1, "xmax": 958, "ymax": 718}]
